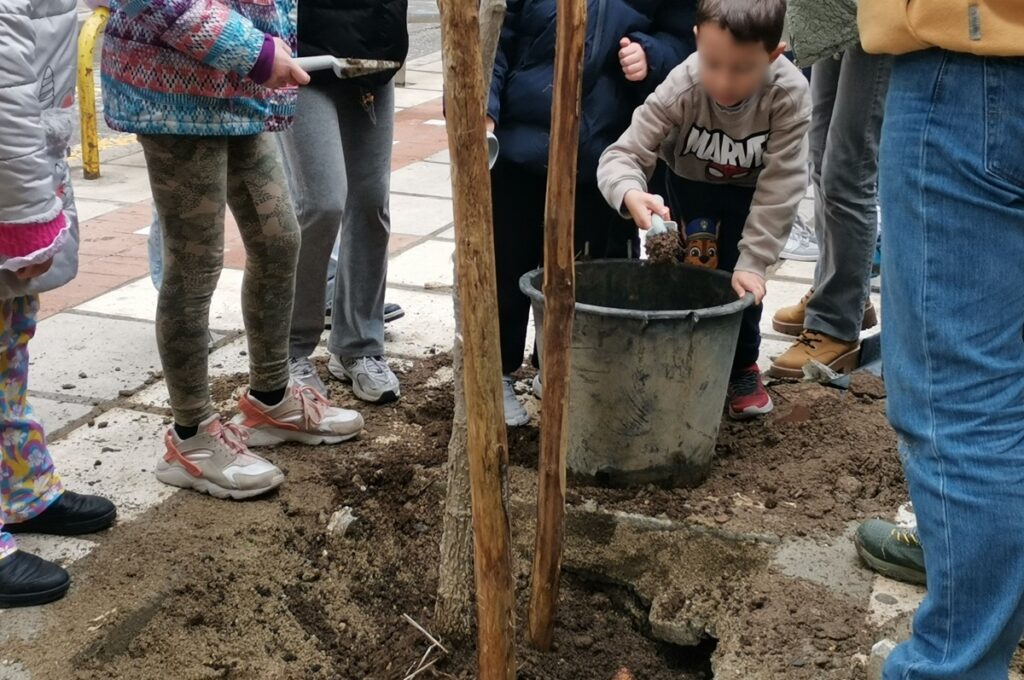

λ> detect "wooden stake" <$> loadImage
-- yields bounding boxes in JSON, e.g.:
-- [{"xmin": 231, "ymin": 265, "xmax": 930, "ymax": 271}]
[
  {"xmin": 435, "ymin": 0, "xmax": 507, "ymax": 642},
  {"xmin": 437, "ymin": 0, "xmax": 516, "ymax": 677},
  {"xmin": 527, "ymin": 0, "xmax": 587, "ymax": 651}
]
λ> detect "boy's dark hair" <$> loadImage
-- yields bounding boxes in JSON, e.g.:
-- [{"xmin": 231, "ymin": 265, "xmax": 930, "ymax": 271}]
[{"xmin": 696, "ymin": 0, "xmax": 787, "ymax": 52}]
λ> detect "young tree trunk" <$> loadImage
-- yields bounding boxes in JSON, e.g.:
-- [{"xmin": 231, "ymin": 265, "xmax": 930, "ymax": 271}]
[
  {"xmin": 527, "ymin": 0, "xmax": 587, "ymax": 651},
  {"xmin": 435, "ymin": 0, "xmax": 507, "ymax": 642}
]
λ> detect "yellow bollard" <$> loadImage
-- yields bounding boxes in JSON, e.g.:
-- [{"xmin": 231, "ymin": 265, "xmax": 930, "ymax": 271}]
[{"xmin": 77, "ymin": 7, "xmax": 110, "ymax": 180}]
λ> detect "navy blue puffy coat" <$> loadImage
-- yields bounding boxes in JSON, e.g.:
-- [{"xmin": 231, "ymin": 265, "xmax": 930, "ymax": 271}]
[{"xmin": 488, "ymin": 0, "xmax": 696, "ymax": 183}]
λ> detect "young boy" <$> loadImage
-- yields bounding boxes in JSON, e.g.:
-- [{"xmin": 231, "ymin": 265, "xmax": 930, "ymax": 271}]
[{"xmin": 597, "ymin": 0, "xmax": 810, "ymax": 420}]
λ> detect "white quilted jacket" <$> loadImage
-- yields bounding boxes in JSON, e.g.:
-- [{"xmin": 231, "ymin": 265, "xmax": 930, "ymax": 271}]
[{"xmin": 0, "ymin": 0, "xmax": 79, "ymax": 299}]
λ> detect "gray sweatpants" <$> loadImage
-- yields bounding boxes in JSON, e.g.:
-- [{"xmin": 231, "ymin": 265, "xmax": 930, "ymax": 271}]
[
  {"xmin": 805, "ymin": 45, "xmax": 892, "ymax": 342},
  {"xmin": 278, "ymin": 79, "xmax": 394, "ymax": 360}
]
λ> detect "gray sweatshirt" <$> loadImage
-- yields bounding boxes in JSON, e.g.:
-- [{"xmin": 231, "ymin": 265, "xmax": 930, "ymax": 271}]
[{"xmin": 597, "ymin": 53, "xmax": 811, "ymax": 279}]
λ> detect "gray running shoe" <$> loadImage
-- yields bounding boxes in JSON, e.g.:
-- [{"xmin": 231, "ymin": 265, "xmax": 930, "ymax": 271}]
[
  {"xmin": 532, "ymin": 373, "xmax": 543, "ymax": 400},
  {"xmin": 288, "ymin": 356, "xmax": 327, "ymax": 396},
  {"xmin": 780, "ymin": 214, "xmax": 819, "ymax": 262},
  {"xmin": 329, "ymin": 355, "xmax": 401, "ymax": 404},
  {"xmin": 503, "ymin": 375, "xmax": 530, "ymax": 427}
]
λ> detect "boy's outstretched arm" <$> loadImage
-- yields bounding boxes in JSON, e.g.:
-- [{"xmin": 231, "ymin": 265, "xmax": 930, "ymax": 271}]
[
  {"xmin": 597, "ymin": 69, "xmax": 690, "ymax": 227},
  {"xmin": 735, "ymin": 88, "xmax": 812, "ymax": 283}
]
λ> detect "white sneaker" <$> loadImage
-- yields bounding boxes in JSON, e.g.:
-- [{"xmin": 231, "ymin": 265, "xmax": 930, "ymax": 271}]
[
  {"xmin": 328, "ymin": 355, "xmax": 401, "ymax": 404},
  {"xmin": 503, "ymin": 375, "xmax": 530, "ymax": 427},
  {"xmin": 532, "ymin": 373, "xmax": 543, "ymax": 400},
  {"xmin": 155, "ymin": 415, "xmax": 284, "ymax": 500},
  {"xmin": 234, "ymin": 385, "xmax": 364, "ymax": 447},
  {"xmin": 288, "ymin": 356, "xmax": 327, "ymax": 396},
  {"xmin": 780, "ymin": 214, "xmax": 819, "ymax": 262}
]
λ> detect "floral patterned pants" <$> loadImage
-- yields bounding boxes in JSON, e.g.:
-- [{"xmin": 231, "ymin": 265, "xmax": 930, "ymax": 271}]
[{"xmin": 0, "ymin": 297, "xmax": 63, "ymax": 559}]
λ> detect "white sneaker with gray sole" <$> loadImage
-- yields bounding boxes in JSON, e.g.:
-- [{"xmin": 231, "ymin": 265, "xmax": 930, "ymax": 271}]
[
  {"xmin": 288, "ymin": 356, "xmax": 327, "ymax": 396},
  {"xmin": 503, "ymin": 375, "xmax": 530, "ymax": 427},
  {"xmin": 329, "ymin": 355, "xmax": 401, "ymax": 404},
  {"xmin": 156, "ymin": 415, "xmax": 284, "ymax": 500}
]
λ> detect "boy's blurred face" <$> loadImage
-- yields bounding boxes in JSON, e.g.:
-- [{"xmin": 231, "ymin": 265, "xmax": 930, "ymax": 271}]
[{"xmin": 695, "ymin": 23, "xmax": 784, "ymax": 107}]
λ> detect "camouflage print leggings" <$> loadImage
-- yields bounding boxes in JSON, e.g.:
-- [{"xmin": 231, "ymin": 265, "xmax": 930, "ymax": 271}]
[{"xmin": 139, "ymin": 134, "xmax": 300, "ymax": 427}]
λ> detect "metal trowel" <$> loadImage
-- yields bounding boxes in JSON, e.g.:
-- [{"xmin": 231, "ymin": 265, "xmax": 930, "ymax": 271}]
[{"xmin": 294, "ymin": 56, "xmax": 403, "ymax": 80}]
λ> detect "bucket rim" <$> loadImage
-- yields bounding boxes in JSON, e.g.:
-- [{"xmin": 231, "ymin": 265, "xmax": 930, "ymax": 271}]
[{"xmin": 518, "ymin": 259, "xmax": 754, "ymax": 321}]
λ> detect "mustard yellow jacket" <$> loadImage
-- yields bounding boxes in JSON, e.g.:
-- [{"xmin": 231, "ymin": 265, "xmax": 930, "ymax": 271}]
[{"xmin": 858, "ymin": 0, "xmax": 1024, "ymax": 56}]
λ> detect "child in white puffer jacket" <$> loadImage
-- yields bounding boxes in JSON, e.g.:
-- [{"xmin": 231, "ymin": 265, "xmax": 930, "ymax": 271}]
[{"xmin": 0, "ymin": 0, "xmax": 117, "ymax": 608}]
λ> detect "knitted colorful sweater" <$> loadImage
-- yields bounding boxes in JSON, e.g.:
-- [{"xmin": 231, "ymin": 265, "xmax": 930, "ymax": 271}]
[{"xmin": 101, "ymin": 0, "xmax": 297, "ymax": 136}]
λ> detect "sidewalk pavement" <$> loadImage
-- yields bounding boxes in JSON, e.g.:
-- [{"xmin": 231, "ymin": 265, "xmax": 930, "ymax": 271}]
[{"xmin": 6, "ymin": 50, "xmax": 920, "ymax": 670}]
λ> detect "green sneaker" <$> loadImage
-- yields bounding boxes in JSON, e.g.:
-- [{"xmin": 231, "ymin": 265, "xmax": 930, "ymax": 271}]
[{"xmin": 855, "ymin": 519, "xmax": 926, "ymax": 585}]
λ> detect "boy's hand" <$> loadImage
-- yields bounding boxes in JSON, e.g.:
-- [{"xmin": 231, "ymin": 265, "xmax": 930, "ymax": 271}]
[
  {"xmin": 15, "ymin": 258, "xmax": 53, "ymax": 281},
  {"xmin": 732, "ymin": 271, "xmax": 766, "ymax": 305},
  {"xmin": 265, "ymin": 38, "xmax": 310, "ymax": 89},
  {"xmin": 486, "ymin": 116, "xmax": 496, "ymax": 133},
  {"xmin": 622, "ymin": 190, "xmax": 670, "ymax": 229},
  {"xmin": 618, "ymin": 38, "xmax": 648, "ymax": 82}
]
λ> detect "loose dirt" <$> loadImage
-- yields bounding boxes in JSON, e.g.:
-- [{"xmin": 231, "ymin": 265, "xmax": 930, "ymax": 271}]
[{"xmin": 8, "ymin": 357, "xmax": 919, "ymax": 679}]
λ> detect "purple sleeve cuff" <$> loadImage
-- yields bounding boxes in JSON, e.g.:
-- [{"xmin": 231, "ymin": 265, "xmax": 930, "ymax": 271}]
[{"xmin": 249, "ymin": 34, "xmax": 276, "ymax": 85}]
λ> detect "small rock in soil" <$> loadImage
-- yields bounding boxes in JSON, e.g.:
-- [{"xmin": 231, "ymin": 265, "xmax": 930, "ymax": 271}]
[
  {"xmin": 98, "ymin": 421, "xmax": 109, "ymax": 429},
  {"xmin": 573, "ymin": 634, "xmax": 595, "ymax": 649},
  {"xmin": 93, "ymin": 460, "xmax": 102, "ymax": 467},
  {"xmin": 836, "ymin": 475, "xmax": 864, "ymax": 497},
  {"xmin": 119, "ymin": 389, "xmax": 136, "ymax": 398},
  {"xmin": 61, "ymin": 384, "xmax": 75, "ymax": 390},
  {"xmin": 79, "ymin": 371, "xmax": 88, "ymax": 379},
  {"xmin": 352, "ymin": 475, "xmax": 367, "ymax": 492},
  {"xmin": 101, "ymin": 446, "xmax": 121, "ymax": 453},
  {"xmin": 326, "ymin": 507, "xmax": 358, "ymax": 536}
]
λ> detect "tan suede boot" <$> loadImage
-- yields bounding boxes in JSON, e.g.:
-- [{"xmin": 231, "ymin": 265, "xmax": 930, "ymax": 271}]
[
  {"xmin": 768, "ymin": 330, "xmax": 861, "ymax": 379},
  {"xmin": 771, "ymin": 289, "xmax": 880, "ymax": 336}
]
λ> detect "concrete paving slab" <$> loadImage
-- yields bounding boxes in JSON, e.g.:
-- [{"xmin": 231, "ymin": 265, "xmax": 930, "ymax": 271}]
[
  {"xmin": 391, "ymin": 161, "xmax": 453, "ymax": 199},
  {"xmin": 401, "ymin": 70, "xmax": 444, "ymax": 91},
  {"xmin": 406, "ymin": 59, "xmax": 443, "ymax": 73},
  {"xmin": 387, "ymin": 240, "xmax": 455, "ymax": 290},
  {"xmin": 775, "ymin": 259, "xmax": 816, "ymax": 283},
  {"xmin": 12, "ymin": 536, "xmax": 97, "ymax": 569},
  {"xmin": 773, "ymin": 522, "xmax": 876, "ymax": 601},
  {"xmin": 391, "ymin": 193, "xmax": 453, "ymax": 236},
  {"xmin": 47, "ymin": 409, "xmax": 177, "ymax": 522},
  {"xmin": 131, "ymin": 336, "xmax": 252, "ymax": 410},
  {"xmin": 394, "ymin": 87, "xmax": 441, "ymax": 109},
  {"xmin": 105, "ymin": 151, "xmax": 148, "ymax": 168},
  {"xmin": 76, "ymin": 269, "xmax": 246, "ymax": 332},
  {"xmin": 425, "ymin": 149, "xmax": 450, "ymax": 164},
  {"xmin": 382, "ymin": 288, "xmax": 454, "ymax": 358},
  {"xmin": 406, "ymin": 52, "xmax": 442, "ymax": 69},
  {"xmin": 30, "ymin": 313, "xmax": 161, "ymax": 402},
  {"xmin": 71, "ymin": 163, "xmax": 151, "ymax": 204},
  {"xmin": 868, "ymin": 575, "xmax": 925, "ymax": 628},
  {"xmin": 28, "ymin": 397, "xmax": 94, "ymax": 438}
]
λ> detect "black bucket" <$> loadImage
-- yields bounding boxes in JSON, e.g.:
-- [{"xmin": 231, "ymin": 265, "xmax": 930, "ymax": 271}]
[{"xmin": 521, "ymin": 260, "xmax": 752, "ymax": 488}]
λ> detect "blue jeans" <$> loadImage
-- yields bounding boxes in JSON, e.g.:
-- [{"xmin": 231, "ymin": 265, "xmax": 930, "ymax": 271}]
[{"xmin": 881, "ymin": 50, "xmax": 1024, "ymax": 679}]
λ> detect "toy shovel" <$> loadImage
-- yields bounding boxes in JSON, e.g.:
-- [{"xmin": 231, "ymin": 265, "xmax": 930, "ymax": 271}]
[
  {"xmin": 646, "ymin": 213, "xmax": 683, "ymax": 264},
  {"xmin": 294, "ymin": 56, "xmax": 402, "ymax": 79},
  {"xmin": 648, "ymin": 213, "xmax": 679, "ymax": 237}
]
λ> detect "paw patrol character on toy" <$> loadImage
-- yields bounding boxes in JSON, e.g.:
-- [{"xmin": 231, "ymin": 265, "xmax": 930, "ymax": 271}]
[{"xmin": 683, "ymin": 218, "xmax": 720, "ymax": 269}]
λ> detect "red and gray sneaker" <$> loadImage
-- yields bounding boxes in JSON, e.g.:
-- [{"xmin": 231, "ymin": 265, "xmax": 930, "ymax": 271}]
[
  {"xmin": 234, "ymin": 385, "xmax": 364, "ymax": 447},
  {"xmin": 727, "ymin": 364, "xmax": 774, "ymax": 420}
]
